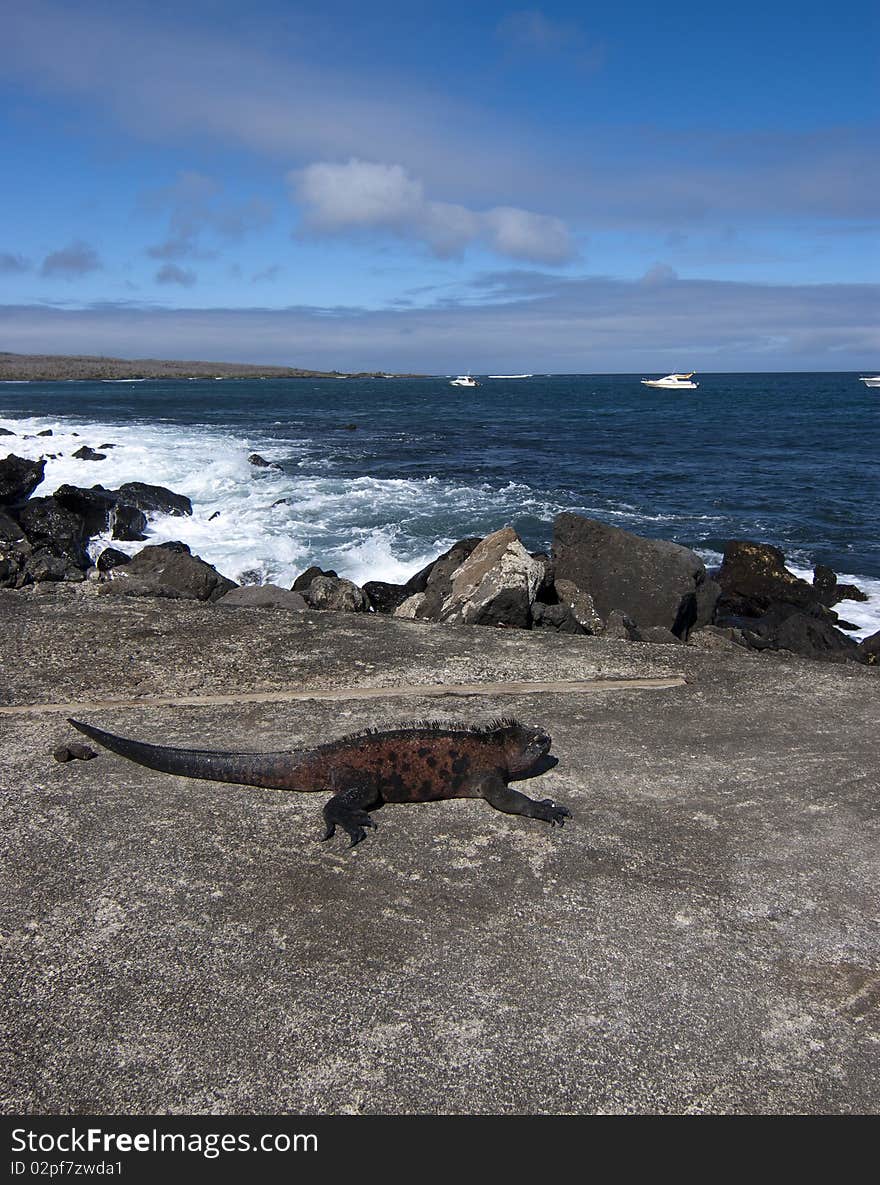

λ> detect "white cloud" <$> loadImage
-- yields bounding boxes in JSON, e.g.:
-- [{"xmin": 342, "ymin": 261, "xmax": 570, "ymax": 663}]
[
  {"xmin": 292, "ymin": 160, "xmax": 575, "ymax": 265},
  {"xmin": 298, "ymin": 160, "xmax": 424, "ymax": 229},
  {"xmin": 483, "ymin": 207, "xmax": 574, "ymax": 265}
]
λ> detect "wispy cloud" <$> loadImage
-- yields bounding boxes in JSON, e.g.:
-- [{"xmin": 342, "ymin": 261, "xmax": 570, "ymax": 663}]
[
  {"xmin": 640, "ymin": 263, "xmax": 679, "ymax": 286},
  {"xmin": 496, "ymin": 9, "xmax": 605, "ymax": 72},
  {"xmin": 0, "ymin": 251, "xmax": 32, "ymax": 274},
  {"xmin": 154, "ymin": 264, "xmax": 196, "ymax": 287},
  {"xmin": 292, "ymin": 159, "xmax": 575, "ymax": 264},
  {"xmin": 251, "ymin": 265, "xmax": 281, "ymax": 283},
  {"xmin": 145, "ymin": 170, "xmax": 272, "ymax": 260},
  {"xmin": 40, "ymin": 241, "xmax": 102, "ymax": 278}
]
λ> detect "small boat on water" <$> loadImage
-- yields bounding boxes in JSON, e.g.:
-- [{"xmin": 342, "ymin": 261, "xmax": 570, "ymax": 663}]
[
  {"xmin": 641, "ymin": 372, "xmax": 699, "ymax": 390},
  {"xmin": 859, "ymin": 375, "xmax": 880, "ymax": 388},
  {"xmin": 450, "ymin": 374, "xmax": 480, "ymax": 387}
]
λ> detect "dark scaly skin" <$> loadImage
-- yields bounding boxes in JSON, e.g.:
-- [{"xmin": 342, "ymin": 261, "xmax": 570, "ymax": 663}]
[{"xmin": 68, "ymin": 717, "xmax": 571, "ymax": 846}]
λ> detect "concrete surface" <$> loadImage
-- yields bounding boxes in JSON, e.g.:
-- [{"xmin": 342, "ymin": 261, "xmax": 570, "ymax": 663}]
[{"xmin": 1, "ymin": 586, "xmax": 878, "ymax": 1114}]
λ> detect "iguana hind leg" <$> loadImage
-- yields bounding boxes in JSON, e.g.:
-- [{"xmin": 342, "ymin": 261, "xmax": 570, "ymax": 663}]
[
  {"xmin": 322, "ymin": 782, "xmax": 382, "ymax": 847},
  {"xmin": 478, "ymin": 773, "xmax": 571, "ymax": 827}
]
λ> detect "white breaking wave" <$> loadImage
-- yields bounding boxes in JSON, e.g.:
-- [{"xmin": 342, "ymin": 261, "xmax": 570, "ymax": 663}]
[{"xmin": 0, "ymin": 415, "xmax": 492, "ymax": 588}]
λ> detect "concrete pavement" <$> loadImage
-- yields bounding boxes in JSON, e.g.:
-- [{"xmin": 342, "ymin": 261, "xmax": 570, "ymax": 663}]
[{"xmin": 1, "ymin": 588, "xmax": 877, "ymax": 1113}]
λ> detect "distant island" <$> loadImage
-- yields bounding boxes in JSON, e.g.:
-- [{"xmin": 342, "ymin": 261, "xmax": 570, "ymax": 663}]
[{"xmin": 0, "ymin": 352, "xmax": 423, "ymax": 382}]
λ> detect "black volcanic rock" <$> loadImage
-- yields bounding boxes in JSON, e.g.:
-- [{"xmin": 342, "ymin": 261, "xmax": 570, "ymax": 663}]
[
  {"xmin": 530, "ymin": 601, "xmax": 585, "ymax": 634},
  {"xmin": 734, "ymin": 603, "xmax": 862, "ymax": 663},
  {"xmin": 248, "ymin": 453, "xmax": 282, "ymax": 470},
  {"xmin": 837, "ymin": 583, "xmax": 869, "ymax": 603},
  {"xmin": 23, "ymin": 550, "xmax": 86, "ymax": 584},
  {"xmin": 52, "ymin": 484, "xmax": 118, "ymax": 535},
  {"xmin": 16, "ymin": 497, "xmax": 90, "ymax": 569},
  {"xmin": 0, "ymin": 537, "xmax": 29, "ymax": 587},
  {"xmin": 101, "ymin": 544, "xmax": 235, "ymax": 601},
  {"xmin": 811, "ymin": 564, "xmax": 868, "ymax": 607},
  {"xmin": 291, "ymin": 565, "xmax": 338, "ymax": 592},
  {"xmin": 96, "ymin": 547, "xmax": 132, "ymax": 572},
  {"xmin": 0, "ymin": 505, "xmax": 30, "ymax": 586},
  {"xmin": 858, "ymin": 630, "xmax": 880, "ymax": 664},
  {"xmin": 362, "ymin": 580, "xmax": 410, "ymax": 613},
  {"xmin": 717, "ymin": 542, "xmax": 821, "ymax": 617},
  {"xmin": 52, "ymin": 485, "xmax": 148, "ymax": 542},
  {"xmin": 812, "ymin": 564, "xmax": 839, "ymax": 607},
  {"xmin": 0, "ymin": 510, "xmax": 25, "ymax": 544},
  {"xmin": 0, "ymin": 454, "xmax": 45, "ymax": 505},
  {"xmin": 552, "ymin": 512, "xmax": 712, "ymax": 638},
  {"xmin": 109, "ymin": 502, "xmax": 149, "ymax": 541},
  {"xmin": 116, "ymin": 482, "xmax": 193, "ymax": 517},
  {"xmin": 72, "ymin": 445, "xmax": 106, "ymax": 461}
]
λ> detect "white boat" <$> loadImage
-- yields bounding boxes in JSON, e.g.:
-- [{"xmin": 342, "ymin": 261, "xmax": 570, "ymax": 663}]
[
  {"xmin": 859, "ymin": 375, "xmax": 880, "ymax": 388},
  {"xmin": 641, "ymin": 372, "xmax": 699, "ymax": 389},
  {"xmin": 450, "ymin": 374, "xmax": 480, "ymax": 387}
]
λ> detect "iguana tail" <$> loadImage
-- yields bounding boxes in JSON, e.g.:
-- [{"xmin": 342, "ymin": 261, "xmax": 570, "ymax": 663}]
[{"xmin": 68, "ymin": 718, "xmax": 305, "ymax": 790}]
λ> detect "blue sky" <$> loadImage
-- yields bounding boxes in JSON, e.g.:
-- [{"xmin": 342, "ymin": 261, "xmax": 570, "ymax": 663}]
[{"xmin": 1, "ymin": 0, "xmax": 877, "ymax": 371}]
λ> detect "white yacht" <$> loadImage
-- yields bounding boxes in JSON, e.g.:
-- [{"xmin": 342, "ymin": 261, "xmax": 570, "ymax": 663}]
[
  {"xmin": 450, "ymin": 374, "xmax": 480, "ymax": 387},
  {"xmin": 859, "ymin": 375, "xmax": 880, "ymax": 388},
  {"xmin": 641, "ymin": 372, "xmax": 699, "ymax": 389}
]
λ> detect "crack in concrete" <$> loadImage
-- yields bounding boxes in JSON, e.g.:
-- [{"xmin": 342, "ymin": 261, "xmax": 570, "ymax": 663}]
[{"xmin": 0, "ymin": 675, "xmax": 686, "ymax": 716}]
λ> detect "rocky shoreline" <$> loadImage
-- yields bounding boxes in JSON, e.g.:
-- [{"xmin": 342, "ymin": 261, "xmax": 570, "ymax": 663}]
[{"xmin": 2, "ymin": 449, "xmax": 877, "ymax": 667}]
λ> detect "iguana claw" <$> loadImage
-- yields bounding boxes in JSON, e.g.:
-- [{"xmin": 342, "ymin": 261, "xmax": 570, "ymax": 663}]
[{"xmin": 539, "ymin": 799, "xmax": 572, "ymax": 826}]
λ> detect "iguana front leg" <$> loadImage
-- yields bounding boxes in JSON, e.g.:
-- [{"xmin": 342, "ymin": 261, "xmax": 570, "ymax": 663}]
[
  {"xmin": 322, "ymin": 780, "xmax": 382, "ymax": 847},
  {"xmin": 477, "ymin": 772, "xmax": 571, "ymax": 827}
]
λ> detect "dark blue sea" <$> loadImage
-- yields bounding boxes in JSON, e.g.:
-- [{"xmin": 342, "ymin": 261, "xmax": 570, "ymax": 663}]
[{"xmin": 2, "ymin": 372, "xmax": 878, "ymax": 634}]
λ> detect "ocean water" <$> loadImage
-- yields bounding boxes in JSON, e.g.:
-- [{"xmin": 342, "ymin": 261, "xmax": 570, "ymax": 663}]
[{"xmin": 2, "ymin": 372, "xmax": 879, "ymax": 638}]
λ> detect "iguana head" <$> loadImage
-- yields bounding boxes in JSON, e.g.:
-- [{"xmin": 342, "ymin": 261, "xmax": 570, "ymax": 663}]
[{"xmin": 496, "ymin": 719, "xmax": 552, "ymax": 775}]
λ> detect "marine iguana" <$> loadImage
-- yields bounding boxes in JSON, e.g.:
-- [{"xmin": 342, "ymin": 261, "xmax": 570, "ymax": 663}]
[{"xmin": 68, "ymin": 717, "xmax": 571, "ymax": 846}]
